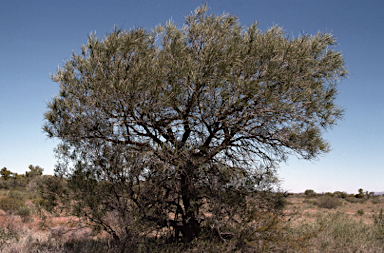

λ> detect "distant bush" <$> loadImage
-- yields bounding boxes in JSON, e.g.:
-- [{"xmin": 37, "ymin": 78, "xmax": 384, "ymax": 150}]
[
  {"xmin": 345, "ymin": 197, "xmax": 365, "ymax": 204},
  {"xmin": 356, "ymin": 209, "xmax": 364, "ymax": 216},
  {"xmin": 304, "ymin": 189, "xmax": 316, "ymax": 197},
  {"xmin": 371, "ymin": 196, "xmax": 384, "ymax": 204},
  {"xmin": 303, "ymin": 199, "xmax": 317, "ymax": 206},
  {"xmin": 314, "ymin": 196, "xmax": 341, "ymax": 209},
  {"xmin": 333, "ymin": 191, "xmax": 348, "ymax": 199},
  {"xmin": 0, "ymin": 197, "xmax": 25, "ymax": 214}
]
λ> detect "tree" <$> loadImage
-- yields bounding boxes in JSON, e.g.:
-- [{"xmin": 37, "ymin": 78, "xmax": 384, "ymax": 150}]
[
  {"xmin": 26, "ymin": 165, "xmax": 44, "ymax": 178},
  {"xmin": 0, "ymin": 167, "xmax": 12, "ymax": 181},
  {"xmin": 43, "ymin": 5, "xmax": 346, "ymax": 246}
]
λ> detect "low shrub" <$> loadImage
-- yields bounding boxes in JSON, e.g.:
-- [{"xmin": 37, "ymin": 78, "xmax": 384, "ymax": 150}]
[
  {"xmin": 0, "ymin": 197, "xmax": 25, "ymax": 214},
  {"xmin": 0, "ymin": 227, "xmax": 18, "ymax": 251},
  {"xmin": 0, "ymin": 180, "xmax": 11, "ymax": 190},
  {"xmin": 314, "ymin": 196, "xmax": 341, "ymax": 209},
  {"xmin": 17, "ymin": 206, "xmax": 31, "ymax": 222},
  {"xmin": 333, "ymin": 191, "xmax": 348, "ymax": 199},
  {"xmin": 290, "ymin": 212, "xmax": 384, "ymax": 252},
  {"xmin": 371, "ymin": 196, "xmax": 384, "ymax": 204},
  {"xmin": 345, "ymin": 197, "xmax": 365, "ymax": 204},
  {"xmin": 303, "ymin": 199, "xmax": 317, "ymax": 206},
  {"xmin": 8, "ymin": 190, "xmax": 25, "ymax": 201}
]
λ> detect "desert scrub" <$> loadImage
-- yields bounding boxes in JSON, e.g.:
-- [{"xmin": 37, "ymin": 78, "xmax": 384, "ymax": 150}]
[
  {"xmin": 288, "ymin": 212, "xmax": 384, "ymax": 252},
  {"xmin": 0, "ymin": 197, "xmax": 25, "ymax": 214},
  {"xmin": 17, "ymin": 206, "xmax": 31, "ymax": 222},
  {"xmin": 7, "ymin": 190, "xmax": 25, "ymax": 201},
  {"xmin": 345, "ymin": 196, "xmax": 366, "ymax": 204},
  {"xmin": 371, "ymin": 196, "xmax": 384, "ymax": 204},
  {"xmin": 314, "ymin": 196, "xmax": 341, "ymax": 209},
  {"xmin": 0, "ymin": 227, "xmax": 18, "ymax": 252}
]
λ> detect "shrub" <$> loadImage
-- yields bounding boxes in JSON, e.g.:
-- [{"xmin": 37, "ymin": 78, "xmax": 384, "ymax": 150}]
[
  {"xmin": 0, "ymin": 227, "xmax": 18, "ymax": 251},
  {"xmin": 371, "ymin": 196, "xmax": 383, "ymax": 204},
  {"xmin": 356, "ymin": 209, "xmax": 364, "ymax": 216},
  {"xmin": 8, "ymin": 191, "xmax": 24, "ymax": 201},
  {"xmin": 304, "ymin": 189, "xmax": 316, "ymax": 197},
  {"xmin": 333, "ymin": 191, "xmax": 347, "ymax": 199},
  {"xmin": 0, "ymin": 197, "xmax": 25, "ymax": 214},
  {"xmin": 0, "ymin": 180, "xmax": 11, "ymax": 189},
  {"xmin": 315, "ymin": 196, "xmax": 341, "ymax": 209},
  {"xmin": 345, "ymin": 197, "xmax": 365, "ymax": 204},
  {"xmin": 17, "ymin": 206, "xmax": 31, "ymax": 222}
]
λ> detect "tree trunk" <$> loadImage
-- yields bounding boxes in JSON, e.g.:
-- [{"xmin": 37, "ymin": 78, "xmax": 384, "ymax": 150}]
[{"xmin": 179, "ymin": 165, "xmax": 200, "ymax": 242}]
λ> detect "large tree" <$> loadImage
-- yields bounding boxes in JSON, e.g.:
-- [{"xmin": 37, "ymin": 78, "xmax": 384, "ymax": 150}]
[{"xmin": 44, "ymin": 5, "xmax": 346, "ymax": 246}]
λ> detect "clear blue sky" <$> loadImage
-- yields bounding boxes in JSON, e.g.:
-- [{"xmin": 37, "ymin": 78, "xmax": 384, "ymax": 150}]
[{"xmin": 1, "ymin": 0, "xmax": 383, "ymax": 194}]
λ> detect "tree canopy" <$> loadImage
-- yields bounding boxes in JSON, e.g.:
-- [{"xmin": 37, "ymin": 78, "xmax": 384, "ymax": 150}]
[{"xmin": 44, "ymin": 5, "xmax": 346, "ymax": 247}]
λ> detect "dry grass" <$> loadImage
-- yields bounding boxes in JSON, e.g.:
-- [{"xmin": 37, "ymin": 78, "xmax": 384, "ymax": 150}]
[
  {"xmin": 282, "ymin": 195, "xmax": 384, "ymax": 252},
  {"xmin": 1, "ymin": 191, "xmax": 384, "ymax": 252}
]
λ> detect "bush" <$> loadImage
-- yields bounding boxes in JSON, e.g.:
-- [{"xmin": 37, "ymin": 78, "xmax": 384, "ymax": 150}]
[
  {"xmin": 314, "ymin": 196, "xmax": 341, "ymax": 209},
  {"xmin": 304, "ymin": 189, "xmax": 316, "ymax": 197},
  {"xmin": 0, "ymin": 180, "xmax": 11, "ymax": 190},
  {"xmin": 8, "ymin": 191, "xmax": 24, "ymax": 201},
  {"xmin": 333, "ymin": 191, "xmax": 348, "ymax": 199},
  {"xmin": 371, "ymin": 196, "xmax": 384, "ymax": 204},
  {"xmin": 0, "ymin": 197, "xmax": 25, "ymax": 214},
  {"xmin": 356, "ymin": 209, "xmax": 364, "ymax": 216},
  {"xmin": 0, "ymin": 227, "xmax": 18, "ymax": 251},
  {"xmin": 17, "ymin": 206, "xmax": 31, "ymax": 222},
  {"xmin": 345, "ymin": 197, "xmax": 365, "ymax": 204}
]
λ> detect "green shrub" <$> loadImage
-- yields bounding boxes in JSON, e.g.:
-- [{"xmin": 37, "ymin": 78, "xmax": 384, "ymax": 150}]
[
  {"xmin": 8, "ymin": 191, "xmax": 24, "ymax": 201},
  {"xmin": 17, "ymin": 206, "xmax": 31, "ymax": 222},
  {"xmin": 356, "ymin": 209, "xmax": 364, "ymax": 216},
  {"xmin": 304, "ymin": 189, "xmax": 316, "ymax": 197},
  {"xmin": 315, "ymin": 196, "xmax": 341, "ymax": 209},
  {"xmin": 0, "ymin": 197, "xmax": 25, "ymax": 214}
]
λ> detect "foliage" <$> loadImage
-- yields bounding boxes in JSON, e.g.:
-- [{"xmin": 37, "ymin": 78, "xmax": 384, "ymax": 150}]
[
  {"xmin": 289, "ymin": 211, "xmax": 384, "ymax": 252},
  {"xmin": 0, "ymin": 227, "xmax": 18, "ymax": 252},
  {"xmin": 43, "ymin": 4, "xmax": 346, "ymax": 247},
  {"xmin": 304, "ymin": 189, "xmax": 316, "ymax": 197},
  {"xmin": 373, "ymin": 208, "xmax": 384, "ymax": 237},
  {"xmin": 7, "ymin": 191, "xmax": 25, "ymax": 201},
  {"xmin": 332, "ymin": 191, "xmax": 347, "ymax": 199},
  {"xmin": 314, "ymin": 196, "xmax": 341, "ymax": 209},
  {"xmin": 17, "ymin": 206, "xmax": 31, "ymax": 222},
  {"xmin": 345, "ymin": 196, "xmax": 365, "ymax": 204},
  {"xmin": 0, "ymin": 165, "xmax": 45, "ymax": 190},
  {"xmin": 37, "ymin": 175, "xmax": 69, "ymax": 213},
  {"xmin": 26, "ymin": 165, "xmax": 44, "ymax": 178},
  {"xmin": 0, "ymin": 168, "xmax": 12, "ymax": 181},
  {"xmin": 0, "ymin": 197, "xmax": 25, "ymax": 214}
]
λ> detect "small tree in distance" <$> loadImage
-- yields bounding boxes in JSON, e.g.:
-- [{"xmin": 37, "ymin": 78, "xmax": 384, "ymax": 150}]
[
  {"xmin": 0, "ymin": 168, "xmax": 12, "ymax": 181},
  {"xmin": 26, "ymin": 165, "xmax": 44, "ymax": 178},
  {"xmin": 43, "ymin": 4, "xmax": 347, "ymax": 247}
]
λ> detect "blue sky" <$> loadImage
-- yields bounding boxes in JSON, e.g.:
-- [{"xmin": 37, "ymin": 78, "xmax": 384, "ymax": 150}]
[{"xmin": 0, "ymin": 0, "xmax": 383, "ymax": 194}]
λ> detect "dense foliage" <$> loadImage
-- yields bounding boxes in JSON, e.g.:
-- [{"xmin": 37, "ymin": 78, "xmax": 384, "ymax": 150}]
[{"xmin": 43, "ymin": 4, "xmax": 346, "ymax": 248}]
